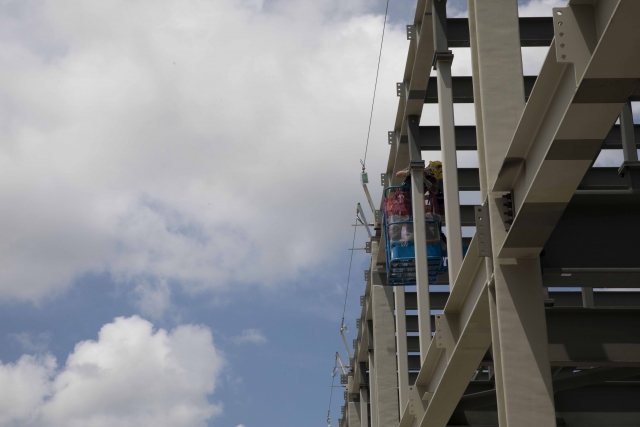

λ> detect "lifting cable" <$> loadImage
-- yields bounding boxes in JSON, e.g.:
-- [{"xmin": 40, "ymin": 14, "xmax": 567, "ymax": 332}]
[
  {"xmin": 340, "ymin": 224, "xmax": 358, "ymax": 326},
  {"xmin": 326, "ymin": 356, "xmax": 339, "ymax": 427},
  {"xmin": 360, "ymin": 0, "xmax": 391, "ymax": 173},
  {"xmin": 327, "ymin": 1, "xmax": 391, "ymax": 425}
]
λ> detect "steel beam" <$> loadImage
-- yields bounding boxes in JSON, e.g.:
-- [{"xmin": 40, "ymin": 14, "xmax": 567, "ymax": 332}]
[
  {"xmin": 394, "ymin": 236, "xmax": 494, "ymax": 427},
  {"xmin": 424, "ymin": 75, "xmax": 537, "ymax": 103},
  {"xmin": 408, "ymin": 117, "xmax": 433, "ymax": 364},
  {"xmin": 433, "ymin": 0, "xmax": 463, "ymax": 283},
  {"xmin": 388, "ymin": 0, "xmax": 434, "ymax": 186},
  {"xmin": 468, "ymin": 308, "xmax": 640, "ymax": 367},
  {"xmin": 395, "ymin": 286, "xmax": 410, "ymax": 413},
  {"xmin": 348, "ymin": 401, "xmax": 360, "ymax": 427},
  {"xmin": 371, "ymin": 283, "xmax": 399, "ymax": 426},
  {"xmin": 405, "ymin": 290, "xmax": 640, "ymax": 310},
  {"xmin": 494, "ymin": 1, "xmax": 640, "ymax": 259},
  {"xmin": 451, "ymin": 167, "xmax": 635, "ymax": 192},
  {"xmin": 359, "ymin": 388, "xmax": 368, "ymax": 427},
  {"xmin": 418, "ymin": 123, "xmax": 640, "ymax": 151},
  {"xmin": 446, "ymin": 17, "xmax": 554, "ymax": 47},
  {"xmin": 454, "ymin": 367, "xmax": 640, "ymax": 412},
  {"xmin": 471, "ymin": 1, "xmax": 557, "ymax": 426},
  {"xmin": 368, "ymin": 351, "xmax": 377, "ymax": 427}
]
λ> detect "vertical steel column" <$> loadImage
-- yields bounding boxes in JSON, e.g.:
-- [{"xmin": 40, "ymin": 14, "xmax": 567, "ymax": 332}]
[
  {"xmin": 620, "ymin": 102, "xmax": 638, "ymax": 162},
  {"xmin": 466, "ymin": 0, "xmax": 488, "ymax": 202},
  {"xmin": 620, "ymin": 101, "xmax": 640, "ymax": 188},
  {"xmin": 408, "ymin": 116, "xmax": 432, "ymax": 363},
  {"xmin": 432, "ymin": 0, "xmax": 463, "ymax": 284},
  {"xmin": 466, "ymin": 2, "xmax": 505, "ymax": 421},
  {"xmin": 492, "ymin": 258, "xmax": 555, "ymax": 426},
  {"xmin": 359, "ymin": 388, "xmax": 369, "ymax": 427},
  {"xmin": 348, "ymin": 401, "xmax": 360, "ymax": 427},
  {"xmin": 468, "ymin": 1, "xmax": 556, "ymax": 426},
  {"xmin": 371, "ymin": 281, "xmax": 400, "ymax": 426},
  {"xmin": 394, "ymin": 286, "xmax": 409, "ymax": 413},
  {"xmin": 368, "ymin": 352, "xmax": 377, "ymax": 427}
]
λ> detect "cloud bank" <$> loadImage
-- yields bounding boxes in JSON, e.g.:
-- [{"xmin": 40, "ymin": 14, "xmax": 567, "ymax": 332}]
[
  {"xmin": 5, "ymin": 0, "xmax": 618, "ymax": 307},
  {"xmin": 0, "ymin": 0, "xmax": 406, "ymax": 300},
  {"xmin": 0, "ymin": 316, "xmax": 224, "ymax": 427}
]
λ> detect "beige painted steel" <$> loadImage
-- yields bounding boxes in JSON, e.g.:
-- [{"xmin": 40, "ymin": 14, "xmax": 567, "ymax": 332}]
[
  {"xmin": 371, "ymin": 283, "xmax": 400, "ymax": 426},
  {"xmin": 465, "ymin": 9, "xmax": 503, "ymax": 422},
  {"xmin": 388, "ymin": 1, "xmax": 435, "ymax": 184},
  {"xmin": 395, "ymin": 235, "xmax": 492, "ymax": 427},
  {"xmin": 471, "ymin": 0, "xmax": 556, "ymax": 425},
  {"xmin": 395, "ymin": 286, "xmax": 410, "ymax": 413},
  {"xmin": 473, "ymin": 1, "xmax": 526, "ymax": 190},
  {"xmin": 435, "ymin": 59, "xmax": 463, "ymax": 283},
  {"xmin": 493, "ymin": 2, "xmax": 640, "ymax": 259},
  {"xmin": 466, "ymin": 0, "xmax": 488, "ymax": 201},
  {"xmin": 410, "ymin": 163, "xmax": 433, "ymax": 362},
  {"xmin": 413, "ymin": 237, "xmax": 492, "ymax": 427},
  {"xmin": 360, "ymin": 388, "xmax": 369, "ymax": 427},
  {"xmin": 432, "ymin": 0, "xmax": 463, "ymax": 284},
  {"xmin": 342, "ymin": 1, "xmax": 640, "ymax": 426},
  {"xmin": 348, "ymin": 401, "xmax": 360, "ymax": 427},
  {"xmin": 487, "ymin": 275, "xmax": 506, "ymax": 426},
  {"xmin": 368, "ymin": 351, "xmax": 377, "ymax": 427},
  {"xmin": 492, "ymin": 258, "xmax": 555, "ymax": 426}
]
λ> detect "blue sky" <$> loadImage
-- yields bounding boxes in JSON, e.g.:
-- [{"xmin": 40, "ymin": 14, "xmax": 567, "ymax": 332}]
[{"xmin": 3, "ymin": 0, "xmax": 634, "ymax": 426}]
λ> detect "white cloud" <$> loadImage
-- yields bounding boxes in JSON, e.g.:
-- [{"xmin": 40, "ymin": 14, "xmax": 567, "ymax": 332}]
[
  {"xmin": 0, "ymin": 0, "xmax": 586, "ymax": 303},
  {"xmin": 0, "ymin": 316, "xmax": 225, "ymax": 427},
  {"xmin": 0, "ymin": 354, "xmax": 55, "ymax": 425},
  {"xmin": 0, "ymin": 0, "xmax": 406, "ymax": 301},
  {"xmin": 232, "ymin": 329, "xmax": 267, "ymax": 345}
]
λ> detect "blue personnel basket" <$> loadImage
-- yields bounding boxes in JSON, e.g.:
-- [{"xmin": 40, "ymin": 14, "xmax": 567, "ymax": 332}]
[{"xmin": 383, "ymin": 186, "xmax": 447, "ymax": 286}]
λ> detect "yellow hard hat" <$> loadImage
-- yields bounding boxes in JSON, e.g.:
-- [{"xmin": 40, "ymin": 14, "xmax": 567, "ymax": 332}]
[{"xmin": 428, "ymin": 161, "xmax": 443, "ymax": 180}]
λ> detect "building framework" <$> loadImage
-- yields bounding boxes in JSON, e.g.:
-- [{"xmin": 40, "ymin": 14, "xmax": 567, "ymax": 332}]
[{"xmin": 338, "ymin": 1, "xmax": 640, "ymax": 426}]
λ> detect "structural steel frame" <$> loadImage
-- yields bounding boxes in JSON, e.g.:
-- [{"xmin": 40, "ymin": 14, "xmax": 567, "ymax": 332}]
[{"xmin": 338, "ymin": 1, "xmax": 640, "ymax": 427}]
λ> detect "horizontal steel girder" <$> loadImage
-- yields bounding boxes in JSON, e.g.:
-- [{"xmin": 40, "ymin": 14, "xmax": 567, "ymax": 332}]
[
  {"xmin": 418, "ymin": 124, "xmax": 640, "ymax": 151},
  {"xmin": 402, "ymin": 290, "xmax": 640, "ymax": 311},
  {"xmin": 403, "ymin": 308, "xmax": 640, "ymax": 367},
  {"xmin": 446, "ymin": 17, "xmax": 553, "ymax": 48},
  {"xmin": 454, "ymin": 167, "xmax": 633, "ymax": 191},
  {"xmin": 424, "ymin": 75, "xmax": 640, "ymax": 104},
  {"xmin": 450, "ymin": 378, "xmax": 640, "ymax": 426}
]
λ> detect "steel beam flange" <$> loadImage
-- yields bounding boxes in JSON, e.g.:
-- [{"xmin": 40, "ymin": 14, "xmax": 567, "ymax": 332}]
[
  {"xmin": 474, "ymin": 202, "xmax": 492, "ymax": 257},
  {"xmin": 431, "ymin": 50, "xmax": 454, "ymax": 70},
  {"xmin": 553, "ymin": 5, "xmax": 597, "ymax": 82},
  {"xmin": 407, "ymin": 25, "xmax": 416, "ymax": 41}
]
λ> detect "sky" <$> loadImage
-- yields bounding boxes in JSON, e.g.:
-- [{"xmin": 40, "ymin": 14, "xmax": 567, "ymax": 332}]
[{"xmin": 0, "ymin": 0, "xmax": 636, "ymax": 426}]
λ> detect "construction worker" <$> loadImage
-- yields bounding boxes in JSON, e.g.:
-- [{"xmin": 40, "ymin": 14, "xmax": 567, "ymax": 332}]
[{"xmin": 395, "ymin": 160, "xmax": 443, "ymax": 215}]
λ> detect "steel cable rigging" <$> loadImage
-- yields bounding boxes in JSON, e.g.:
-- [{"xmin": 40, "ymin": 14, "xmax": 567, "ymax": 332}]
[{"xmin": 326, "ymin": 0, "xmax": 391, "ymax": 424}]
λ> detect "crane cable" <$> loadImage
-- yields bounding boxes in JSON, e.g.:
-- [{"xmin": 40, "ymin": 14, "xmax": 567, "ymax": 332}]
[
  {"xmin": 361, "ymin": 0, "xmax": 391, "ymax": 173},
  {"xmin": 326, "ymin": 356, "xmax": 339, "ymax": 427},
  {"xmin": 328, "ymin": 1, "xmax": 391, "ymax": 425},
  {"xmin": 340, "ymin": 223, "xmax": 358, "ymax": 326}
]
